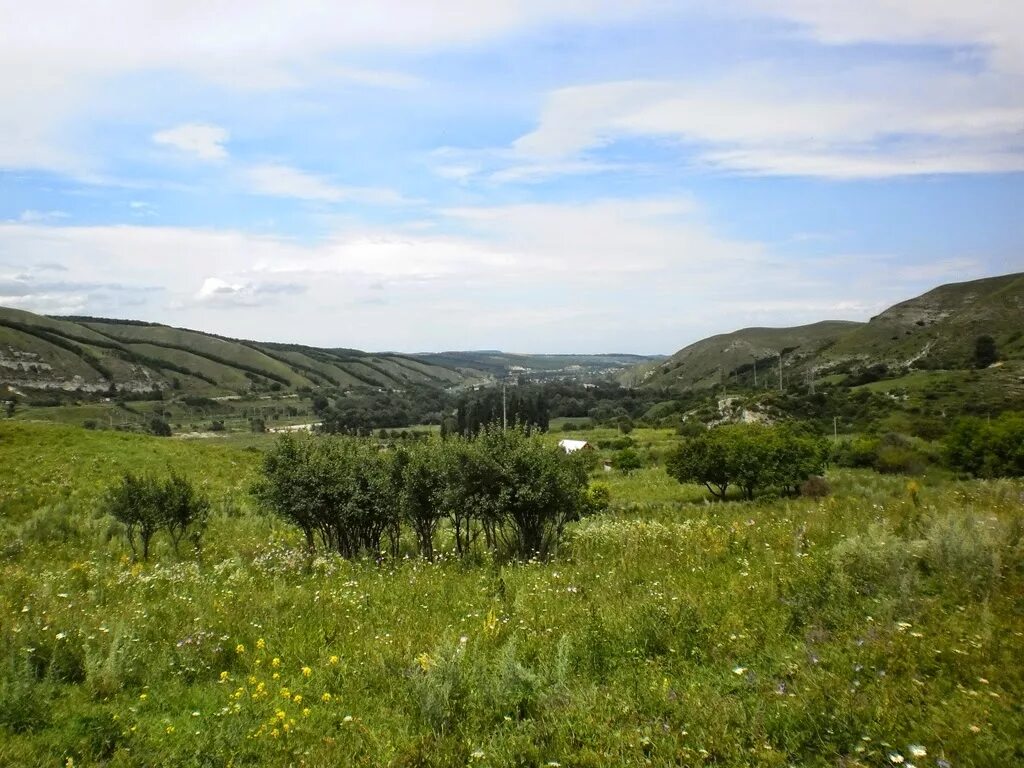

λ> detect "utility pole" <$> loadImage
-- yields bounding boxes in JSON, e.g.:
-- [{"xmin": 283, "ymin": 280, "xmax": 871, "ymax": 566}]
[
  {"xmin": 753, "ymin": 357, "xmax": 757, "ymax": 388},
  {"xmin": 502, "ymin": 380, "xmax": 507, "ymax": 431},
  {"xmin": 778, "ymin": 351, "xmax": 784, "ymax": 393},
  {"xmin": 833, "ymin": 416, "xmax": 838, "ymax": 441}
]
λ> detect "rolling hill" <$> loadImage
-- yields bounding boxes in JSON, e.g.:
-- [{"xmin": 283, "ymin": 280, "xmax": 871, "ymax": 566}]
[
  {"xmin": 0, "ymin": 308, "xmax": 658, "ymax": 397},
  {"xmin": 631, "ymin": 272, "xmax": 1024, "ymax": 391}
]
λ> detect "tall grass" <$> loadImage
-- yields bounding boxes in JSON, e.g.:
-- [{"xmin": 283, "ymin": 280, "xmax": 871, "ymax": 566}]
[{"xmin": 1, "ymin": 422, "xmax": 1022, "ymax": 766}]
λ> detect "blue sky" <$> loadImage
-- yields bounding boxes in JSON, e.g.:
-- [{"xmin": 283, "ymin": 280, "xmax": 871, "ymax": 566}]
[{"xmin": 1, "ymin": 1, "xmax": 1022, "ymax": 353}]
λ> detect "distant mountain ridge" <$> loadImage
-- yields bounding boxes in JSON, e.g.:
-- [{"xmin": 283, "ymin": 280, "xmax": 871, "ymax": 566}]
[
  {"xmin": 0, "ymin": 308, "xmax": 659, "ymax": 396},
  {"xmin": 630, "ymin": 272, "xmax": 1024, "ymax": 391}
]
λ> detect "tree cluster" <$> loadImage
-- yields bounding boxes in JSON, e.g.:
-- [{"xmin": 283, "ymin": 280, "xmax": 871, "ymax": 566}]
[
  {"xmin": 106, "ymin": 472, "xmax": 211, "ymax": 560},
  {"xmin": 454, "ymin": 387, "xmax": 550, "ymax": 436},
  {"xmin": 665, "ymin": 423, "xmax": 828, "ymax": 500},
  {"xmin": 945, "ymin": 412, "xmax": 1024, "ymax": 478},
  {"xmin": 251, "ymin": 427, "xmax": 606, "ymax": 560}
]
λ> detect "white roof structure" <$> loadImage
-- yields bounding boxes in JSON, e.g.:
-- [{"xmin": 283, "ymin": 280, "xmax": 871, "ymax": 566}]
[{"xmin": 558, "ymin": 439, "xmax": 593, "ymax": 453}]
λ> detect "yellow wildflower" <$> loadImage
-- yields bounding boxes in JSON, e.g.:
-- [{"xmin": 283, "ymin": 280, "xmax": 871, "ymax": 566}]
[
  {"xmin": 235, "ymin": 644, "xmax": 246, "ymax": 654},
  {"xmin": 321, "ymin": 692, "xmax": 332, "ymax": 703},
  {"xmin": 271, "ymin": 657, "xmax": 281, "ymax": 668},
  {"xmin": 302, "ymin": 666, "xmax": 312, "ymax": 678},
  {"xmin": 219, "ymin": 671, "xmax": 230, "ymax": 683},
  {"xmin": 329, "ymin": 655, "xmax": 339, "ymax": 665},
  {"xmin": 256, "ymin": 638, "xmax": 266, "ymax": 650},
  {"xmin": 293, "ymin": 694, "xmax": 303, "ymax": 704}
]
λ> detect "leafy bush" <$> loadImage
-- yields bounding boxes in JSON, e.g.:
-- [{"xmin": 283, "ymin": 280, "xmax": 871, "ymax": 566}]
[
  {"xmin": 945, "ymin": 412, "xmax": 1024, "ymax": 477},
  {"xmin": 665, "ymin": 423, "xmax": 827, "ymax": 499},
  {"xmin": 253, "ymin": 427, "xmax": 596, "ymax": 560},
  {"xmin": 613, "ymin": 447, "xmax": 643, "ymax": 474},
  {"xmin": 106, "ymin": 472, "xmax": 210, "ymax": 560}
]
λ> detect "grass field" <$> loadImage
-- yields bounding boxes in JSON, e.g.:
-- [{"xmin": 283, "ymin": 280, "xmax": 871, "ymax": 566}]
[{"xmin": 1, "ymin": 421, "xmax": 1022, "ymax": 767}]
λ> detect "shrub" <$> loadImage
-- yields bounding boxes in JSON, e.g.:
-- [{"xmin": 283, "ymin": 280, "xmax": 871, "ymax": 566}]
[
  {"xmin": 105, "ymin": 472, "xmax": 211, "ymax": 560},
  {"xmin": 945, "ymin": 412, "xmax": 1024, "ymax": 477},
  {"xmin": 613, "ymin": 447, "xmax": 643, "ymax": 474},
  {"xmin": 665, "ymin": 423, "xmax": 827, "ymax": 499},
  {"xmin": 799, "ymin": 475, "xmax": 831, "ymax": 498}
]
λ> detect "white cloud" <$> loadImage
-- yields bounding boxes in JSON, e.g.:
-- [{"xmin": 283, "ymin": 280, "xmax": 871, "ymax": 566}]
[
  {"xmin": 512, "ymin": 60, "xmax": 1024, "ymax": 178},
  {"xmin": 242, "ymin": 163, "xmax": 407, "ymax": 205},
  {"xmin": 0, "ymin": 1, "xmax": 662, "ymax": 174},
  {"xmin": 17, "ymin": 210, "xmax": 68, "ymax": 223},
  {"xmin": 194, "ymin": 276, "xmax": 305, "ymax": 307},
  {"xmin": 152, "ymin": 123, "xmax": 230, "ymax": 161},
  {"xmin": 728, "ymin": 0, "xmax": 1024, "ymax": 75},
  {"xmin": 0, "ymin": 196, "xmax": 913, "ymax": 351}
]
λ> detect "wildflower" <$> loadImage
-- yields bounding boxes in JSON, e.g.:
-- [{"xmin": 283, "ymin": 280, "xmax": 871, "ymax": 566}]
[
  {"xmin": 888, "ymin": 753, "xmax": 905, "ymax": 764},
  {"xmin": 302, "ymin": 708, "xmax": 311, "ymax": 717},
  {"xmin": 969, "ymin": 725, "xmax": 981, "ymax": 733},
  {"xmin": 275, "ymin": 710, "xmax": 286, "ymax": 721},
  {"xmin": 329, "ymin": 655, "xmax": 339, "ymax": 665},
  {"xmin": 271, "ymin": 657, "xmax": 281, "ymax": 668},
  {"xmin": 280, "ymin": 687, "xmax": 290, "ymax": 699},
  {"xmin": 191, "ymin": 711, "xmax": 200, "ymax": 718},
  {"xmin": 302, "ymin": 666, "xmax": 312, "ymax": 678},
  {"xmin": 256, "ymin": 638, "xmax": 266, "ymax": 650},
  {"xmin": 166, "ymin": 725, "xmax": 175, "ymax": 734},
  {"xmin": 733, "ymin": 666, "xmax": 747, "ymax": 675},
  {"xmin": 219, "ymin": 671, "xmax": 230, "ymax": 683},
  {"xmin": 271, "ymin": 728, "xmax": 279, "ymax": 738},
  {"xmin": 293, "ymin": 694, "xmax": 302, "ymax": 704},
  {"xmin": 343, "ymin": 715, "xmax": 353, "ymax": 723},
  {"xmin": 909, "ymin": 745, "xmax": 926, "ymax": 758},
  {"xmin": 56, "ymin": 632, "xmax": 66, "ymax": 641},
  {"xmin": 471, "ymin": 750, "xmax": 485, "ymax": 759},
  {"xmin": 139, "ymin": 693, "xmax": 148, "ymax": 701},
  {"xmin": 272, "ymin": 672, "xmax": 280, "ymax": 680},
  {"xmin": 321, "ymin": 693, "xmax": 332, "ymax": 703},
  {"xmin": 235, "ymin": 644, "xmax": 246, "ymax": 654},
  {"xmin": 416, "ymin": 653, "xmax": 434, "ymax": 671}
]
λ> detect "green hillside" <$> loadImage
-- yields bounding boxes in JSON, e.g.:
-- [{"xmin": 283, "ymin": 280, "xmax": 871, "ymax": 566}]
[
  {"xmin": 632, "ymin": 321, "xmax": 861, "ymax": 390},
  {"xmin": 0, "ymin": 309, "xmax": 660, "ymax": 399},
  {"xmin": 636, "ymin": 272, "xmax": 1024, "ymax": 392}
]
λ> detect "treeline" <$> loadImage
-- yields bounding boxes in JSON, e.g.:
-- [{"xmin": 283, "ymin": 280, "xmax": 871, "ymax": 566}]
[
  {"xmin": 251, "ymin": 427, "xmax": 606, "ymax": 560},
  {"xmin": 666, "ymin": 423, "xmax": 828, "ymax": 499},
  {"xmin": 453, "ymin": 386, "xmax": 550, "ymax": 435},
  {"xmin": 313, "ymin": 384, "xmax": 450, "ymax": 434}
]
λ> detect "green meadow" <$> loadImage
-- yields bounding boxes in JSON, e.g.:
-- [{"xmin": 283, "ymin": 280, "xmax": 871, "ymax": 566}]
[{"xmin": 1, "ymin": 421, "xmax": 1022, "ymax": 767}]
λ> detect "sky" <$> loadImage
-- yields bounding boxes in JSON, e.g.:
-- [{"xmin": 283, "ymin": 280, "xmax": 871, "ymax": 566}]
[{"xmin": 1, "ymin": 1, "xmax": 1022, "ymax": 354}]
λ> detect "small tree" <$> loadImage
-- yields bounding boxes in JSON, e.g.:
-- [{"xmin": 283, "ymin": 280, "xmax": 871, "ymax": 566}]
[
  {"xmin": 106, "ymin": 473, "xmax": 162, "ymax": 561},
  {"xmin": 160, "ymin": 473, "xmax": 211, "ymax": 554},
  {"xmin": 148, "ymin": 417, "xmax": 172, "ymax": 437},
  {"xmin": 973, "ymin": 335, "xmax": 998, "ymax": 369},
  {"xmin": 613, "ymin": 447, "xmax": 643, "ymax": 474}
]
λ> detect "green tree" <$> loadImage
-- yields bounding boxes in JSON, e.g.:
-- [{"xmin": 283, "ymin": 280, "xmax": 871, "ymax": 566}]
[
  {"xmin": 666, "ymin": 423, "xmax": 826, "ymax": 500},
  {"xmin": 973, "ymin": 335, "xmax": 998, "ymax": 368},
  {"xmin": 159, "ymin": 473, "xmax": 211, "ymax": 555},
  {"xmin": 106, "ymin": 473, "xmax": 162, "ymax": 560},
  {"xmin": 946, "ymin": 413, "xmax": 1024, "ymax": 477},
  {"xmin": 613, "ymin": 447, "xmax": 643, "ymax": 474},
  {"xmin": 148, "ymin": 417, "xmax": 172, "ymax": 437}
]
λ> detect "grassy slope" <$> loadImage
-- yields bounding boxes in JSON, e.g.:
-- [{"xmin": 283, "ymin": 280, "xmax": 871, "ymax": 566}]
[
  {"xmin": 828, "ymin": 272, "xmax": 1024, "ymax": 366},
  {"xmin": 635, "ymin": 272, "xmax": 1024, "ymax": 392},
  {"xmin": 637, "ymin": 321, "xmax": 862, "ymax": 390},
  {"xmin": 1, "ymin": 422, "xmax": 1022, "ymax": 767}
]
